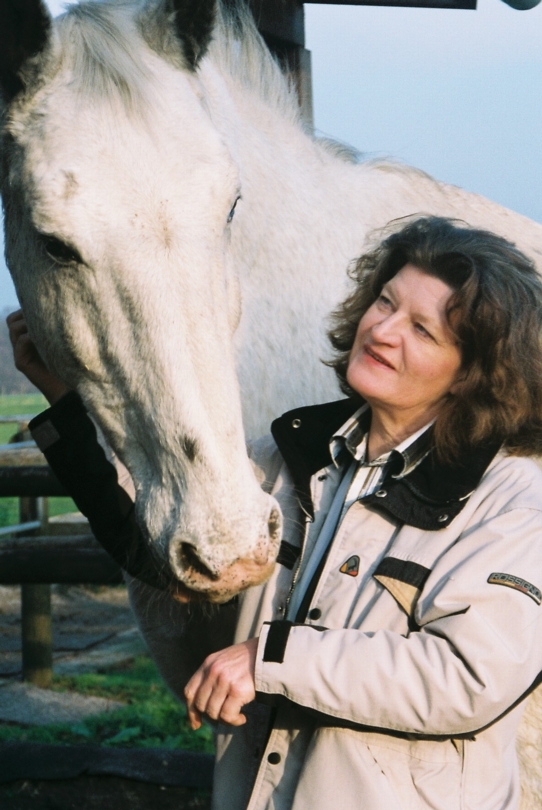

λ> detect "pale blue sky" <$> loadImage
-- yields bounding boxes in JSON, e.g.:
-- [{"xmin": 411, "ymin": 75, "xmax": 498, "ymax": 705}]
[{"xmin": 1, "ymin": 0, "xmax": 540, "ymax": 309}]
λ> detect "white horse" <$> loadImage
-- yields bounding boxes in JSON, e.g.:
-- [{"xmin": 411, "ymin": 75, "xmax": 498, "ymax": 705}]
[
  {"xmin": 1, "ymin": 1, "xmax": 542, "ymax": 801},
  {"xmin": 2, "ymin": 0, "xmax": 542, "ymax": 600}
]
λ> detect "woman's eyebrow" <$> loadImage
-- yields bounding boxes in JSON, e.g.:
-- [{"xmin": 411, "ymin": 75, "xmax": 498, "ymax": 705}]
[
  {"xmin": 380, "ymin": 282, "xmax": 396, "ymax": 298},
  {"xmin": 413, "ymin": 309, "xmax": 446, "ymax": 332}
]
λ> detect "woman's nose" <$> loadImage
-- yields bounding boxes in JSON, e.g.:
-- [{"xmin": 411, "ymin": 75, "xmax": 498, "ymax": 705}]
[{"xmin": 371, "ymin": 313, "xmax": 402, "ymax": 343}]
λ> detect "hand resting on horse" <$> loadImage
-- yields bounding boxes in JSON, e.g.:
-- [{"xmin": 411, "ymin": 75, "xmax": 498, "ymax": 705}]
[{"xmin": 6, "ymin": 309, "xmax": 70, "ymax": 405}]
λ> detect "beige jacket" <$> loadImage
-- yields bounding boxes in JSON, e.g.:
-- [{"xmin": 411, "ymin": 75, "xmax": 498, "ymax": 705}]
[
  {"xmin": 31, "ymin": 393, "xmax": 542, "ymax": 810},
  {"xmin": 126, "ymin": 400, "xmax": 542, "ymax": 810},
  {"xmin": 29, "ymin": 393, "xmax": 542, "ymax": 810}
]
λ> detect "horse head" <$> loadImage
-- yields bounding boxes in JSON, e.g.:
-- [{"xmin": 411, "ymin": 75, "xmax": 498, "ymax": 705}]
[{"xmin": 0, "ymin": 0, "xmax": 283, "ymax": 602}]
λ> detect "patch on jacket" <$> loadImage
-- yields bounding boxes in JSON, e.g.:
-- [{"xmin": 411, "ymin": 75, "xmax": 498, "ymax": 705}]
[
  {"xmin": 32, "ymin": 419, "xmax": 60, "ymax": 451},
  {"xmin": 340, "ymin": 555, "xmax": 360, "ymax": 577},
  {"xmin": 373, "ymin": 557, "xmax": 431, "ymax": 616},
  {"xmin": 488, "ymin": 573, "xmax": 541, "ymax": 605}
]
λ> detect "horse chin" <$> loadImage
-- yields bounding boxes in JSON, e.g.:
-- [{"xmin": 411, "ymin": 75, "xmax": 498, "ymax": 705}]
[{"xmin": 171, "ymin": 557, "xmax": 277, "ymax": 604}]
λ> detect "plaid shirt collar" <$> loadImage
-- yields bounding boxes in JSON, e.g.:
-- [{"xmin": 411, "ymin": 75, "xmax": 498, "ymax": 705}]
[{"xmin": 330, "ymin": 404, "xmax": 434, "ymax": 478}]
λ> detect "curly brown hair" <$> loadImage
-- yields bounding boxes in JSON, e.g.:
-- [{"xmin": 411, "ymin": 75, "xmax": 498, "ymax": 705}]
[{"xmin": 327, "ymin": 216, "xmax": 542, "ymax": 460}]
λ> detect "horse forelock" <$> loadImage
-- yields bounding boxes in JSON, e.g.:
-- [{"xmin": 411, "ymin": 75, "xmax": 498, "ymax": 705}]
[
  {"xmin": 54, "ymin": 1, "xmax": 151, "ymax": 113},
  {"xmin": 32, "ymin": 0, "xmax": 301, "ymax": 126}
]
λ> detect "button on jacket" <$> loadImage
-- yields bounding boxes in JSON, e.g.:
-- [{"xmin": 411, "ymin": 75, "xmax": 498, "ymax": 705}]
[{"xmin": 29, "ymin": 394, "xmax": 542, "ymax": 810}]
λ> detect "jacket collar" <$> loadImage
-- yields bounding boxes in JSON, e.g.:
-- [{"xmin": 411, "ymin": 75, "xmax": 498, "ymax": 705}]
[{"xmin": 271, "ymin": 398, "xmax": 501, "ymax": 531}]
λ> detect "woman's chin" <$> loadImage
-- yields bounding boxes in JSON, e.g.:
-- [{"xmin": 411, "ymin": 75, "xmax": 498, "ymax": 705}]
[{"xmin": 347, "ymin": 368, "xmax": 391, "ymax": 403}]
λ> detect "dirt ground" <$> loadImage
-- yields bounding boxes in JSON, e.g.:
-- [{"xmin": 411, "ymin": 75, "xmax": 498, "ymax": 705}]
[
  {"xmin": 0, "ymin": 584, "xmax": 136, "ymax": 678},
  {"xmin": 0, "ymin": 777, "xmax": 211, "ymax": 810}
]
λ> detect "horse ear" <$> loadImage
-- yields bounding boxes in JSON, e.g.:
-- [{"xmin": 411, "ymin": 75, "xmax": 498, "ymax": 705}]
[
  {"xmin": 0, "ymin": 0, "xmax": 51, "ymax": 103},
  {"xmin": 170, "ymin": 0, "xmax": 217, "ymax": 69}
]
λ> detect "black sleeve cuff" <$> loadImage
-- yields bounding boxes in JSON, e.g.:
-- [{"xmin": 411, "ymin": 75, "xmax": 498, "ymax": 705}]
[
  {"xmin": 29, "ymin": 391, "xmax": 87, "ymax": 448},
  {"xmin": 262, "ymin": 621, "xmax": 293, "ymax": 663},
  {"xmin": 262, "ymin": 619, "xmax": 329, "ymax": 664},
  {"xmin": 30, "ymin": 390, "xmax": 87, "ymax": 425}
]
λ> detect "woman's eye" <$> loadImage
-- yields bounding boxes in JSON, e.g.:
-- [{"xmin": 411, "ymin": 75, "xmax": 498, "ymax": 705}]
[
  {"xmin": 415, "ymin": 322, "xmax": 433, "ymax": 340},
  {"xmin": 377, "ymin": 294, "xmax": 392, "ymax": 309},
  {"xmin": 227, "ymin": 196, "xmax": 241, "ymax": 224},
  {"xmin": 42, "ymin": 235, "xmax": 83, "ymax": 266}
]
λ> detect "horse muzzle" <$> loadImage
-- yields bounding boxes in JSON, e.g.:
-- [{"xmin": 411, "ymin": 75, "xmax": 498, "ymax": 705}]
[{"xmin": 169, "ymin": 502, "xmax": 283, "ymax": 603}]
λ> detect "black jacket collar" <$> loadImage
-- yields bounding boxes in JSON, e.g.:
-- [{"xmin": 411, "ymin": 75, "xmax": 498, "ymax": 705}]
[{"xmin": 271, "ymin": 399, "xmax": 501, "ymax": 531}]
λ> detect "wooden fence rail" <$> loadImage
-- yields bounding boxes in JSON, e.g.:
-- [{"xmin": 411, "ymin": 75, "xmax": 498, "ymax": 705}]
[
  {"xmin": 0, "ymin": 427, "xmax": 122, "ymax": 686},
  {"xmin": 0, "ymin": 534, "xmax": 123, "ymax": 585}
]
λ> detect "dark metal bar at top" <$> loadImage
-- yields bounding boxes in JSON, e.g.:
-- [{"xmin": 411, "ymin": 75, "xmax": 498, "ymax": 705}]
[
  {"xmin": 305, "ymin": 0, "xmax": 476, "ymax": 8},
  {"xmin": 251, "ymin": 0, "xmax": 306, "ymax": 46}
]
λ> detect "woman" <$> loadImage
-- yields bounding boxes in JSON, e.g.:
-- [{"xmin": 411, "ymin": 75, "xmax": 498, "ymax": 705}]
[{"xmin": 9, "ymin": 216, "xmax": 542, "ymax": 810}]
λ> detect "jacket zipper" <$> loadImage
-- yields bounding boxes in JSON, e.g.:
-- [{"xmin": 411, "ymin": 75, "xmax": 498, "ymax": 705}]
[{"xmin": 284, "ymin": 510, "xmax": 313, "ymax": 616}]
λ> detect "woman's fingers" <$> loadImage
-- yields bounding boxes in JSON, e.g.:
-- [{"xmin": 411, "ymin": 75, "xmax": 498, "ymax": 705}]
[
  {"xmin": 196, "ymin": 664, "xmax": 230, "ymax": 722},
  {"xmin": 185, "ymin": 668, "xmax": 207, "ymax": 730},
  {"xmin": 4, "ymin": 309, "xmax": 71, "ymax": 405},
  {"xmin": 6, "ymin": 313, "xmax": 29, "ymax": 346},
  {"xmin": 218, "ymin": 695, "xmax": 248, "ymax": 727},
  {"xmin": 184, "ymin": 639, "xmax": 258, "ymax": 730},
  {"xmin": 187, "ymin": 704, "xmax": 203, "ymax": 731},
  {"xmin": 5, "ymin": 308, "xmax": 24, "ymax": 326},
  {"xmin": 185, "ymin": 656, "xmax": 230, "ymax": 726}
]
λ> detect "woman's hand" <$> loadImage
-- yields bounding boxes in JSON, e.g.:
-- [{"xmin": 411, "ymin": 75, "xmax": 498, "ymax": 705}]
[
  {"xmin": 6, "ymin": 310, "xmax": 71, "ymax": 405},
  {"xmin": 184, "ymin": 638, "xmax": 258, "ymax": 730}
]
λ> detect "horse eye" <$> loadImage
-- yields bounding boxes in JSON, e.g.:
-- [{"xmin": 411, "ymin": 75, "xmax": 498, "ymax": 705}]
[
  {"xmin": 42, "ymin": 235, "xmax": 83, "ymax": 266},
  {"xmin": 227, "ymin": 196, "xmax": 241, "ymax": 225}
]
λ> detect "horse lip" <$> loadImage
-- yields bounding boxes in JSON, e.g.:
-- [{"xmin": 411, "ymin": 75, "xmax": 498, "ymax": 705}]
[{"xmin": 365, "ymin": 345, "xmax": 395, "ymax": 370}]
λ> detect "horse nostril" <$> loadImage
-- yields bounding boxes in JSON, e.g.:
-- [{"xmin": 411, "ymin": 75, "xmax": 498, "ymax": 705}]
[
  {"xmin": 268, "ymin": 507, "xmax": 282, "ymax": 541},
  {"xmin": 179, "ymin": 543, "xmax": 219, "ymax": 581},
  {"xmin": 250, "ymin": 506, "xmax": 283, "ymax": 566}
]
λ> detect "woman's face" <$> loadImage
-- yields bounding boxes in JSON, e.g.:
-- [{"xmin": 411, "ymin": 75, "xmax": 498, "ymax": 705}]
[{"xmin": 347, "ymin": 264, "xmax": 462, "ymax": 427}]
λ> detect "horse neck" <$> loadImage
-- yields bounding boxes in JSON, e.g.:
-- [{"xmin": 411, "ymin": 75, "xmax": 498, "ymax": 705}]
[{"xmin": 197, "ymin": 60, "xmax": 542, "ymax": 437}]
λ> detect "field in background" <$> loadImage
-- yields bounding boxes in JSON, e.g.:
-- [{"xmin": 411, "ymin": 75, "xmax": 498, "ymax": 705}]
[
  {"xmin": 0, "ymin": 393, "xmax": 76, "ymax": 528},
  {"xmin": 0, "ymin": 393, "xmax": 47, "ymax": 441}
]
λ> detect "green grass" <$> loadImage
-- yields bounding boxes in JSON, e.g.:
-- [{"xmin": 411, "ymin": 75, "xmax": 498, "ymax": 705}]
[
  {"xmin": 0, "ymin": 393, "xmax": 77, "ymax": 528},
  {"xmin": 0, "ymin": 392, "xmax": 48, "ymax": 416},
  {"xmin": 0, "ymin": 656, "xmax": 215, "ymax": 753},
  {"xmin": 0, "ymin": 393, "xmax": 47, "ymax": 444}
]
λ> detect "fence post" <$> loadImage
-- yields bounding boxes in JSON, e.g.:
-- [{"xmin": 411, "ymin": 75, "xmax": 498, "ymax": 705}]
[
  {"xmin": 21, "ymin": 583, "xmax": 52, "ymax": 687},
  {"xmin": 20, "ymin": 467, "xmax": 53, "ymax": 688}
]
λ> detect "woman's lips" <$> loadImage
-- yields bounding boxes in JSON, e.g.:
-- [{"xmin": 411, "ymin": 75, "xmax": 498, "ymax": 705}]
[{"xmin": 364, "ymin": 346, "xmax": 395, "ymax": 370}]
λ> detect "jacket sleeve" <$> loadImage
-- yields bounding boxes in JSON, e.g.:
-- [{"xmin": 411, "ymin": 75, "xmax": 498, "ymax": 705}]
[
  {"xmin": 255, "ymin": 505, "xmax": 542, "ymax": 737},
  {"xmin": 29, "ymin": 392, "xmax": 167, "ymax": 590}
]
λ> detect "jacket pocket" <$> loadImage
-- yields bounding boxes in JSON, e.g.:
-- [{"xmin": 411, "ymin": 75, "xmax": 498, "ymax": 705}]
[
  {"xmin": 361, "ymin": 730, "xmax": 463, "ymax": 810},
  {"xmin": 291, "ymin": 727, "xmax": 463, "ymax": 810}
]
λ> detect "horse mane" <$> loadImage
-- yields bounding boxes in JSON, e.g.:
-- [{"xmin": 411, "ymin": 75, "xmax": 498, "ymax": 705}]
[
  {"xmin": 53, "ymin": 1, "xmax": 297, "ymax": 117},
  {"xmin": 207, "ymin": 1, "xmax": 301, "ymax": 127}
]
